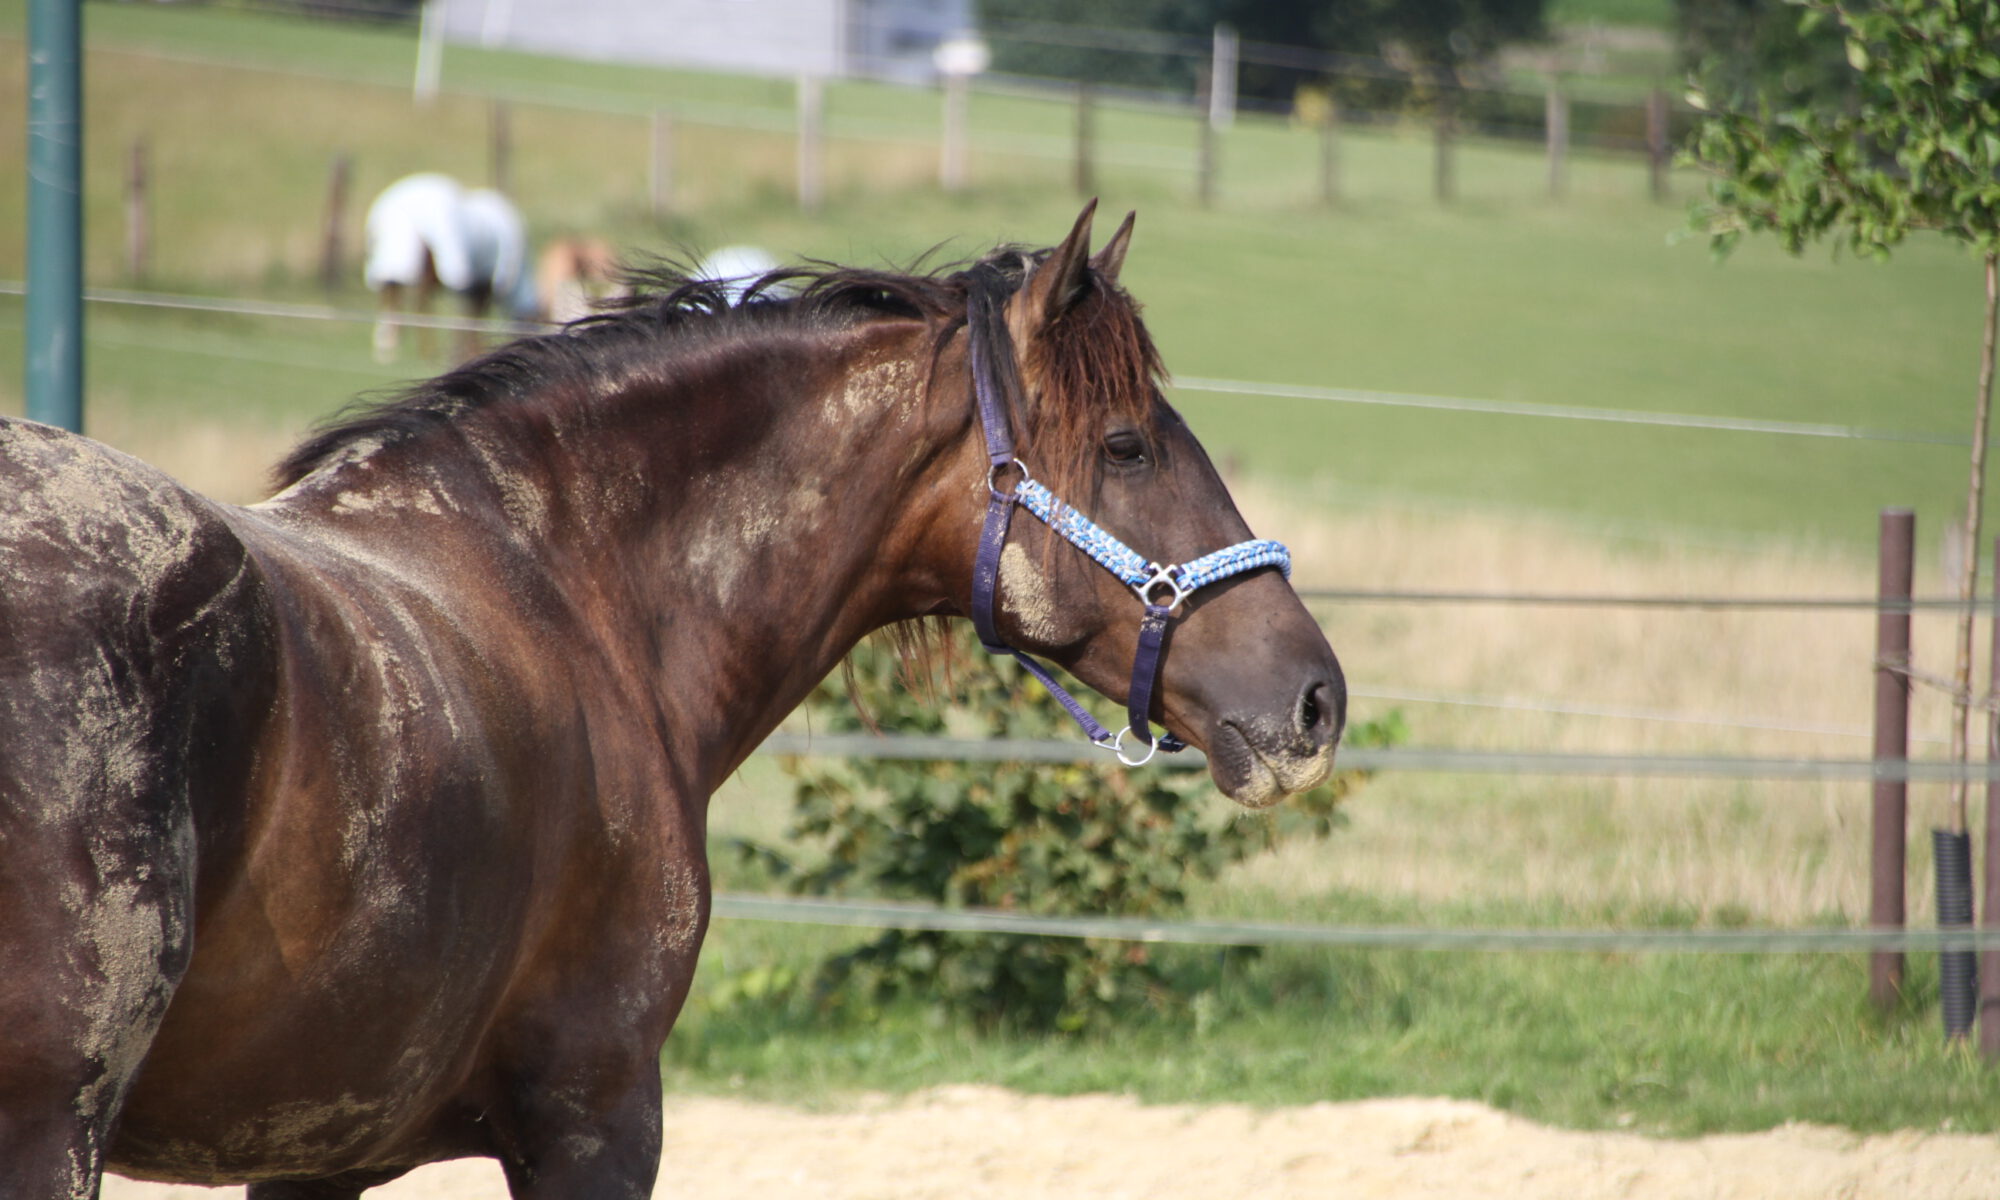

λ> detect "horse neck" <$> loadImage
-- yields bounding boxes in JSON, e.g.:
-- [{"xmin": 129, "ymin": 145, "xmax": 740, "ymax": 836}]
[{"xmin": 538, "ymin": 319, "xmax": 958, "ymax": 784}]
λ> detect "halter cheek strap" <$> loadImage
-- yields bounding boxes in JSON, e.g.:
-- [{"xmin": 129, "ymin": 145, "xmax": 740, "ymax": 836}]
[{"xmin": 964, "ymin": 281, "xmax": 1291, "ymax": 765}]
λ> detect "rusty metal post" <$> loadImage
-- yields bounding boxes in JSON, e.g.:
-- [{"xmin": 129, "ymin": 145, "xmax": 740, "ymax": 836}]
[
  {"xmin": 1983, "ymin": 535, "xmax": 2000, "ymax": 1059},
  {"xmin": 1873, "ymin": 507, "xmax": 1915, "ymax": 1012}
]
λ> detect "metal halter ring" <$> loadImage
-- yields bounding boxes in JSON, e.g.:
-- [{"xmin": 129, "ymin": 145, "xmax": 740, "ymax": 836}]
[
  {"xmin": 1101, "ymin": 724, "xmax": 1161, "ymax": 767},
  {"xmin": 988, "ymin": 457, "xmax": 1033, "ymax": 499},
  {"xmin": 1133, "ymin": 564, "xmax": 1192, "ymax": 613}
]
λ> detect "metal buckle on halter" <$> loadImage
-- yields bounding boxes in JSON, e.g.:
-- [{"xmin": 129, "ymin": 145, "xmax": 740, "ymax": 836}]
[
  {"xmin": 1098, "ymin": 724, "xmax": 1161, "ymax": 767},
  {"xmin": 1133, "ymin": 563, "xmax": 1191, "ymax": 613},
  {"xmin": 988, "ymin": 458, "xmax": 1032, "ymax": 500}
]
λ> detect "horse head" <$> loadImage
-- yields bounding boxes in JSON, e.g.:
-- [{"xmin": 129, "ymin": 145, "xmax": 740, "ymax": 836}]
[{"xmin": 934, "ymin": 204, "xmax": 1345, "ymax": 807}]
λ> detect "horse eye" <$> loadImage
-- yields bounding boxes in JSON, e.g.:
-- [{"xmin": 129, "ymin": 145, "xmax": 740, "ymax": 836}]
[{"xmin": 1103, "ymin": 431, "xmax": 1148, "ymax": 465}]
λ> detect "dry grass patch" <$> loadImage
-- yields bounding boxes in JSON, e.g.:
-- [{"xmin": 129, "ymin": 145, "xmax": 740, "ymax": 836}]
[{"xmin": 1229, "ymin": 481, "xmax": 1974, "ymax": 927}]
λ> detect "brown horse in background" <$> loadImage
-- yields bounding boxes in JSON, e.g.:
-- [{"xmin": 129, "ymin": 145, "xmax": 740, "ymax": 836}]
[
  {"xmin": 534, "ymin": 235, "xmax": 624, "ymax": 325},
  {"xmin": 0, "ymin": 206, "xmax": 1344, "ymax": 1198}
]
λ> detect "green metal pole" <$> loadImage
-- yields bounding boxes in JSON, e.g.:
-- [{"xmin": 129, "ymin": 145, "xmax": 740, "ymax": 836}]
[{"xmin": 26, "ymin": 0, "xmax": 82, "ymax": 432}]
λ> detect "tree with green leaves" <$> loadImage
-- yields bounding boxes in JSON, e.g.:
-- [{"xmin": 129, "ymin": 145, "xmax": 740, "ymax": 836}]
[
  {"xmin": 1689, "ymin": 0, "xmax": 2000, "ymax": 839},
  {"xmin": 739, "ymin": 627, "xmax": 1400, "ymax": 1033}
]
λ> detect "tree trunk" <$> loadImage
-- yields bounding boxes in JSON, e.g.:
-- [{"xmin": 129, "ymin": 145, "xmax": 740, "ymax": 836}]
[{"xmin": 1951, "ymin": 253, "xmax": 2000, "ymax": 832}]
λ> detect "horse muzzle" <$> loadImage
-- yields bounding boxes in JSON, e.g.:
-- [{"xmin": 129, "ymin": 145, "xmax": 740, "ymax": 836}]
[{"xmin": 1202, "ymin": 672, "xmax": 1345, "ymax": 808}]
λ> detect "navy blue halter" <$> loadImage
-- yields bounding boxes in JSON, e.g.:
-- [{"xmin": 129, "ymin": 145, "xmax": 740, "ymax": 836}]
[{"xmin": 963, "ymin": 272, "xmax": 1291, "ymax": 766}]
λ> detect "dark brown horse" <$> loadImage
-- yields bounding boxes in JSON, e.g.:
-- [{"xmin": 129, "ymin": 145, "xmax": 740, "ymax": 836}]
[{"xmin": 0, "ymin": 206, "xmax": 1344, "ymax": 1198}]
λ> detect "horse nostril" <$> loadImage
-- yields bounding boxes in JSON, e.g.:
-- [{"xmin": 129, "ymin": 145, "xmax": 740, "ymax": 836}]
[
  {"xmin": 1296, "ymin": 682, "xmax": 1322, "ymax": 734},
  {"xmin": 1295, "ymin": 678, "xmax": 1343, "ymax": 742}
]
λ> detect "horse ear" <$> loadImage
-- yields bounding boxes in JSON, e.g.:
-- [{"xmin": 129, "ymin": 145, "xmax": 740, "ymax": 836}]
[
  {"xmin": 1013, "ymin": 199, "xmax": 1097, "ymax": 334},
  {"xmin": 1092, "ymin": 211, "xmax": 1135, "ymax": 284}
]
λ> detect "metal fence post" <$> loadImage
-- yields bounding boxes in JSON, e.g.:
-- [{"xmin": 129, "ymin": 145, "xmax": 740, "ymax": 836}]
[
  {"xmin": 1983, "ymin": 535, "xmax": 2000, "ymax": 1058},
  {"xmin": 26, "ymin": 0, "xmax": 84, "ymax": 433},
  {"xmin": 1873, "ymin": 508, "xmax": 1915, "ymax": 1011}
]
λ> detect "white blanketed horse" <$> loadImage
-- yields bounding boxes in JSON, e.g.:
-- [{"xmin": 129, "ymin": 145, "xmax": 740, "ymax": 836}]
[{"xmin": 364, "ymin": 173, "xmax": 534, "ymax": 362}]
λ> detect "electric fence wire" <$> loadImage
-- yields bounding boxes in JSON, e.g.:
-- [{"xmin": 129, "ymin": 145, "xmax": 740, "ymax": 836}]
[{"xmin": 712, "ymin": 893, "xmax": 2000, "ymax": 953}]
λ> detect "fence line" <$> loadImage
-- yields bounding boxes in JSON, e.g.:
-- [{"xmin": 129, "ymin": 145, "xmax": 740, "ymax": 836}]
[
  {"xmin": 1350, "ymin": 682, "xmax": 1948, "ymax": 745},
  {"xmin": 0, "ymin": 280, "xmax": 544, "ymax": 337},
  {"xmin": 1299, "ymin": 587, "xmax": 1979, "ymax": 611},
  {"xmin": 3, "ymin": 283, "xmax": 1980, "ymax": 455},
  {"xmin": 713, "ymin": 893, "xmax": 2000, "ymax": 953},
  {"xmin": 1173, "ymin": 376, "xmax": 1970, "ymax": 447},
  {"xmin": 754, "ymin": 733, "xmax": 2000, "ymax": 782}
]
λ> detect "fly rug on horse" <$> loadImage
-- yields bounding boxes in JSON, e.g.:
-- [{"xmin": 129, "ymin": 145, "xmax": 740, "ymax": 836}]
[{"xmin": 0, "ymin": 205, "xmax": 1345, "ymax": 1199}]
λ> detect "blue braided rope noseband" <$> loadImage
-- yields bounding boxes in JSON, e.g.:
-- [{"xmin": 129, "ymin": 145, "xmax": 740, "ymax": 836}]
[{"xmin": 963, "ymin": 269, "xmax": 1293, "ymax": 766}]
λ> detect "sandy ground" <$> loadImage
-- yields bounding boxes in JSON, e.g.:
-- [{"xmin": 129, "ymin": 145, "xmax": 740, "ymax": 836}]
[{"xmin": 105, "ymin": 1086, "xmax": 2000, "ymax": 1199}]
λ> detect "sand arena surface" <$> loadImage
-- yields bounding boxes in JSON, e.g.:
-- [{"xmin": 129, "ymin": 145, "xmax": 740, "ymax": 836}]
[{"xmin": 106, "ymin": 1085, "xmax": 2000, "ymax": 1199}]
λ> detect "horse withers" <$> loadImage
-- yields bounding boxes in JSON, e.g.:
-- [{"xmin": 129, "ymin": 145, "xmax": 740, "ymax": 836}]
[{"xmin": 0, "ymin": 205, "xmax": 1343, "ymax": 1198}]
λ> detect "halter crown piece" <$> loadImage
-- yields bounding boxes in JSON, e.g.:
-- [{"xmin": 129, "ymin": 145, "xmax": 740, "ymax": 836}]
[{"xmin": 964, "ymin": 267, "xmax": 1292, "ymax": 766}]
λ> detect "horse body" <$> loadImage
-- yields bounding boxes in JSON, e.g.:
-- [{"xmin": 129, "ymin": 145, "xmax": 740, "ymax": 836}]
[{"xmin": 0, "ymin": 210, "xmax": 1344, "ymax": 1197}]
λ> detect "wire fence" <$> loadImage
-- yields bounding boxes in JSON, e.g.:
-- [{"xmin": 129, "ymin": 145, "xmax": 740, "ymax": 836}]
[
  {"xmin": 711, "ymin": 893, "xmax": 2000, "ymax": 954},
  {"xmin": 11, "ymin": 282, "xmax": 1983, "ymax": 961},
  {"xmin": 5, "ymin": 281, "xmax": 1984, "ymax": 455},
  {"xmin": 6, "ymin": 278, "xmax": 1970, "ymax": 747},
  {"xmin": 754, "ymin": 733, "xmax": 2000, "ymax": 783}
]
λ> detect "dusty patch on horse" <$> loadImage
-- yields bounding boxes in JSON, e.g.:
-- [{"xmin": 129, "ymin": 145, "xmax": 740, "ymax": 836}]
[
  {"xmin": 828, "ymin": 357, "xmax": 920, "ymax": 427},
  {"xmin": 998, "ymin": 544, "xmax": 1064, "ymax": 645}
]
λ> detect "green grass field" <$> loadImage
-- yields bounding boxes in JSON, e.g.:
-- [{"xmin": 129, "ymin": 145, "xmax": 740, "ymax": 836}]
[
  {"xmin": 1, "ymin": 0, "xmax": 1987, "ymax": 545},
  {"xmin": 5, "ymin": 1, "xmax": 1999, "ymax": 1134}
]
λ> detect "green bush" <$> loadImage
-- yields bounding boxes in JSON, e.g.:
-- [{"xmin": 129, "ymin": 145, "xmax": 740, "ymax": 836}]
[{"xmin": 739, "ymin": 625, "xmax": 1401, "ymax": 1033}]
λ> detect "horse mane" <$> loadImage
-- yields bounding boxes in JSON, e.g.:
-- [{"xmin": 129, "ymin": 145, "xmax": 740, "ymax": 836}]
[
  {"xmin": 273, "ymin": 240, "xmax": 1166, "ymax": 711},
  {"xmin": 273, "ymin": 245, "xmax": 1163, "ymax": 498}
]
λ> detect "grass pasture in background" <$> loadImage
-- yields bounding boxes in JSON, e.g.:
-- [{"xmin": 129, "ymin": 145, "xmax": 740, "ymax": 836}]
[
  {"xmin": 4, "ymin": 0, "xmax": 1999, "ymax": 1133},
  {"xmin": 0, "ymin": 1, "xmax": 1986, "ymax": 547}
]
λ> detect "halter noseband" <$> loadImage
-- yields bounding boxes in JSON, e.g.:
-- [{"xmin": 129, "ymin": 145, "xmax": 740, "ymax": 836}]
[{"xmin": 964, "ymin": 271, "xmax": 1291, "ymax": 766}]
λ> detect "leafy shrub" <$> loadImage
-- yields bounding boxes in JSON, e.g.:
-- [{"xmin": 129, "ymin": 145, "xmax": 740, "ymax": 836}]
[{"xmin": 738, "ymin": 625, "xmax": 1402, "ymax": 1033}]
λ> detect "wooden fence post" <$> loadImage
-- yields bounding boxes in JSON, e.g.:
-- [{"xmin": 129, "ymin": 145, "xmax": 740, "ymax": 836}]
[
  {"xmin": 651, "ymin": 109, "xmax": 676, "ymax": 221},
  {"xmin": 1208, "ymin": 23, "xmax": 1237, "ymax": 131},
  {"xmin": 1646, "ymin": 86, "xmax": 1669, "ymax": 202},
  {"xmin": 1195, "ymin": 95, "xmax": 1218, "ymax": 208},
  {"xmin": 1433, "ymin": 88, "xmax": 1457, "ymax": 205},
  {"xmin": 796, "ymin": 75, "xmax": 824, "ymax": 214},
  {"xmin": 490, "ymin": 100, "xmax": 511, "ymax": 194},
  {"xmin": 1073, "ymin": 82, "xmax": 1095, "ymax": 197},
  {"xmin": 319, "ymin": 152, "xmax": 351, "ymax": 292},
  {"xmin": 1873, "ymin": 507, "xmax": 1915, "ymax": 1013},
  {"xmin": 1545, "ymin": 80, "xmax": 1569, "ymax": 201},
  {"xmin": 940, "ymin": 71, "xmax": 969, "ymax": 193},
  {"xmin": 125, "ymin": 136, "xmax": 149, "ymax": 282},
  {"xmin": 1319, "ymin": 99, "xmax": 1341, "ymax": 207}
]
